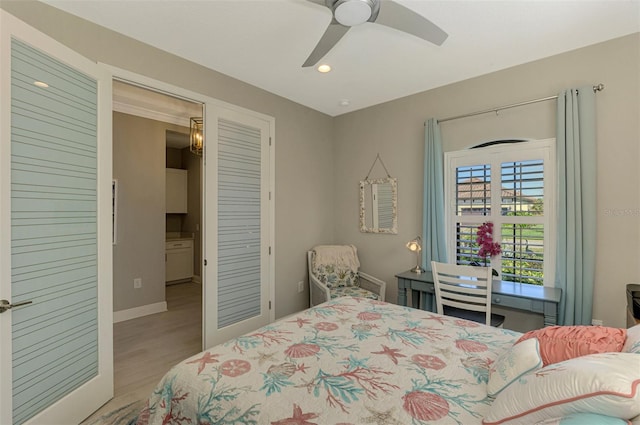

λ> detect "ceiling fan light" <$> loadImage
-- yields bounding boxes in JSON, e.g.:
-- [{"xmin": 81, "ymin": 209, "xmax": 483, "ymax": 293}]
[{"xmin": 334, "ymin": 0, "xmax": 372, "ymax": 27}]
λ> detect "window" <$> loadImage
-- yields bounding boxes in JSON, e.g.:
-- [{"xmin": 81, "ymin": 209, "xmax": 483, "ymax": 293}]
[{"xmin": 444, "ymin": 139, "xmax": 555, "ymax": 286}]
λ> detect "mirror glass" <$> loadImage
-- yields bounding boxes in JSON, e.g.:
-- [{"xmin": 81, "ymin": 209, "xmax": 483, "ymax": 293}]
[{"xmin": 359, "ymin": 177, "xmax": 397, "ymax": 234}]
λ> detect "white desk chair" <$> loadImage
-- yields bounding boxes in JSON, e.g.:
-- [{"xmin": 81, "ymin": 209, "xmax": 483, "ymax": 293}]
[
  {"xmin": 431, "ymin": 261, "xmax": 505, "ymax": 327},
  {"xmin": 308, "ymin": 245, "xmax": 386, "ymax": 307}
]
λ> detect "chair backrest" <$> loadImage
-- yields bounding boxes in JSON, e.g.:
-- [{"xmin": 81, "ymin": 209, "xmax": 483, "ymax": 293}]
[
  {"xmin": 310, "ymin": 245, "xmax": 360, "ymax": 284},
  {"xmin": 312, "ymin": 245, "xmax": 360, "ymax": 270},
  {"xmin": 431, "ymin": 261, "xmax": 494, "ymax": 326},
  {"xmin": 307, "ymin": 251, "xmax": 314, "ymax": 279}
]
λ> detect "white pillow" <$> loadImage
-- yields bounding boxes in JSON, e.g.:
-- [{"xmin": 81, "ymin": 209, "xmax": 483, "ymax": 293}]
[
  {"xmin": 487, "ymin": 338, "xmax": 542, "ymax": 397},
  {"xmin": 483, "ymin": 352, "xmax": 640, "ymax": 425},
  {"xmin": 534, "ymin": 413, "xmax": 629, "ymax": 425},
  {"xmin": 622, "ymin": 323, "xmax": 640, "ymax": 353}
]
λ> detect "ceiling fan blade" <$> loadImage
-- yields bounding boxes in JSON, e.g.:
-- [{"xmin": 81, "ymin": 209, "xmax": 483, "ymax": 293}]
[
  {"xmin": 375, "ymin": 0, "xmax": 448, "ymax": 46},
  {"xmin": 302, "ymin": 23, "xmax": 351, "ymax": 67}
]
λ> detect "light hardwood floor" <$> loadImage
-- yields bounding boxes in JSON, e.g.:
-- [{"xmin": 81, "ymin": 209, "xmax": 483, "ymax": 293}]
[{"xmin": 82, "ymin": 282, "xmax": 202, "ymax": 423}]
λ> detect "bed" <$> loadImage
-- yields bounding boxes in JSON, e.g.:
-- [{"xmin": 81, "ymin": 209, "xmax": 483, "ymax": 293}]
[
  {"xmin": 135, "ymin": 296, "xmax": 521, "ymax": 424},
  {"xmin": 135, "ymin": 296, "xmax": 640, "ymax": 424}
]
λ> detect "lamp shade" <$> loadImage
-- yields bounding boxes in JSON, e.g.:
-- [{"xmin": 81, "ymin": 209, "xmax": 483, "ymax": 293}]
[{"xmin": 406, "ymin": 236, "xmax": 422, "ymax": 253}]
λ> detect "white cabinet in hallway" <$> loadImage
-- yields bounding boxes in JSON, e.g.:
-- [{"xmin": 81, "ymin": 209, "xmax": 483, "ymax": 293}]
[
  {"xmin": 166, "ymin": 168, "xmax": 188, "ymax": 213},
  {"xmin": 165, "ymin": 239, "xmax": 194, "ymax": 283}
]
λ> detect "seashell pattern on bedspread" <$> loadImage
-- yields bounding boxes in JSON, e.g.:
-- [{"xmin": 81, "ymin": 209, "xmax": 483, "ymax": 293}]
[{"xmin": 135, "ymin": 296, "xmax": 520, "ymax": 425}]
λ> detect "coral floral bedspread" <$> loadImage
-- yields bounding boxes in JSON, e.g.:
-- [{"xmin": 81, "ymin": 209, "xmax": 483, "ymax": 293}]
[{"xmin": 136, "ymin": 297, "xmax": 520, "ymax": 425}]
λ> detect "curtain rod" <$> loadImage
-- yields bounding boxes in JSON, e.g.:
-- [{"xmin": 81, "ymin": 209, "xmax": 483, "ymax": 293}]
[{"xmin": 437, "ymin": 83, "xmax": 605, "ymax": 124}]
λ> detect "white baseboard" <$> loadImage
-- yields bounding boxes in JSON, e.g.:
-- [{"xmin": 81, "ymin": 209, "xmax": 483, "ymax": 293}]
[{"xmin": 113, "ymin": 301, "xmax": 167, "ymax": 323}]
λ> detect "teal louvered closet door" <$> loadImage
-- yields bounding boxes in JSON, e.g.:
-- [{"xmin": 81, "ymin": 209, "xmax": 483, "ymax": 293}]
[
  {"xmin": 218, "ymin": 118, "xmax": 262, "ymax": 327},
  {"xmin": 204, "ymin": 106, "xmax": 273, "ymax": 348},
  {"xmin": 1, "ymin": 11, "xmax": 113, "ymax": 425},
  {"xmin": 11, "ymin": 38, "xmax": 99, "ymax": 424}
]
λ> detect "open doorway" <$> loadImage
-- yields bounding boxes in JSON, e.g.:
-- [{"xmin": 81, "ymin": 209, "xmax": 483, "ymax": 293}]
[
  {"xmin": 110, "ymin": 80, "xmax": 204, "ymax": 403},
  {"xmin": 84, "ymin": 70, "xmax": 275, "ymax": 421}
]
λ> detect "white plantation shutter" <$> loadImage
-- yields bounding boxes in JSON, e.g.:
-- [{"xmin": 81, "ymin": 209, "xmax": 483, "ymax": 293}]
[
  {"xmin": 500, "ymin": 159, "xmax": 545, "ymax": 285},
  {"xmin": 445, "ymin": 140, "xmax": 555, "ymax": 287}
]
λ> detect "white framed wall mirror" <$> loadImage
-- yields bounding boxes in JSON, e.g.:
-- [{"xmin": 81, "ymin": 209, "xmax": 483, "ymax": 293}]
[{"xmin": 359, "ymin": 177, "xmax": 398, "ymax": 234}]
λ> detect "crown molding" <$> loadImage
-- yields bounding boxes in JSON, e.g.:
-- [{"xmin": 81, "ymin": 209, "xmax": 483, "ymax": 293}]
[
  {"xmin": 112, "ymin": 80, "xmax": 201, "ymax": 128},
  {"xmin": 112, "ymin": 100, "xmax": 190, "ymax": 127}
]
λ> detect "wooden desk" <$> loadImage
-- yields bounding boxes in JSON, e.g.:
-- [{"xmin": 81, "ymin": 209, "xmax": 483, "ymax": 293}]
[{"xmin": 396, "ymin": 270, "xmax": 562, "ymax": 326}]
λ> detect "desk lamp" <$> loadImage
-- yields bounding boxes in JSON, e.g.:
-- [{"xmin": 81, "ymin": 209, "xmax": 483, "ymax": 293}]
[{"xmin": 406, "ymin": 236, "xmax": 424, "ymax": 273}]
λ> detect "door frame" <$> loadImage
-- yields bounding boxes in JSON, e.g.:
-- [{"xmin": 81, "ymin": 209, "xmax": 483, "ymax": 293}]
[
  {"xmin": 105, "ymin": 65, "xmax": 276, "ymax": 349},
  {"xmin": 0, "ymin": 10, "xmax": 113, "ymax": 425}
]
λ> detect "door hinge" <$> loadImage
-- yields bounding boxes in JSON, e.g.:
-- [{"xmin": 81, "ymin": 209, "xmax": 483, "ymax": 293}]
[
  {"xmin": 269, "ymin": 191, "xmax": 271, "ymax": 201},
  {"xmin": 204, "ymin": 259, "xmax": 207, "ymax": 266},
  {"xmin": 268, "ymin": 246, "xmax": 271, "ymax": 255},
  {"xmin": 269, "ymin": 137, "xmax": 272, "ymax": 146},
  {"xmin": 269, "ymin": 300, "xmax": 272, "ymax": 310}
]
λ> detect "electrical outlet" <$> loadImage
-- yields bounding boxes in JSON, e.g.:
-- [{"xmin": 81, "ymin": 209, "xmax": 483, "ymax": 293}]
[
  {"xmin": 591, "ymin": 319, "xmax": 603, "ymax": 326},
  {"xmin": 134, "ymin": 278, "xmax": 142, "ymax": 289},
  {"xmin": 297, "ymin": 281, "xmax": 304, "ymax": 293}
]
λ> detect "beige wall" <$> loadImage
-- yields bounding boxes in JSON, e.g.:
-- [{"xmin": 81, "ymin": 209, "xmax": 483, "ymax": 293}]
[
  {"xmin": 166, "ymin": 147, "xmax": 182, "ymax": 169},
  {"xmin": 333, "ymin": 33, "xmax": 640, "ymax": 331},
  {"xmin": 113, "ymin": 112, "xmax": 186, "ymax": 311}
]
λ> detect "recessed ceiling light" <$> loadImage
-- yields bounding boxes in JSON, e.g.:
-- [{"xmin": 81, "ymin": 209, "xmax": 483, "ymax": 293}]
[
  {"xmin": 339, "ymin": 99, "xmax": 350, "ymax": 107},
  {"xmin": 317, "ymin": 64, "xmax": 331, "ymax": 73},
  {"xmin": 33, "ymin": 81, "xmax": 49, "ymax": 88}
]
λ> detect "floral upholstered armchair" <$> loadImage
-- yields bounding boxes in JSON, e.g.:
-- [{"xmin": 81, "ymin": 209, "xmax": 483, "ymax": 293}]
[{"xmin": 307, "ymin": 245, "xmax": 386, "ymax": 307}]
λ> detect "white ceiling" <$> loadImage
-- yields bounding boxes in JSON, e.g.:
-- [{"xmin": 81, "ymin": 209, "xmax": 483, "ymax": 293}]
[{"xmin": 44, "ymin": 0, "xmax": 640, "ymax": 117}]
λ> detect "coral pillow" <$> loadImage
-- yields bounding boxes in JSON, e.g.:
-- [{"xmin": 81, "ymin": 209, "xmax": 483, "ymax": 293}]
[{"xmin": 516, "ymin": 325, "xmax": 626, "ymax": 366}]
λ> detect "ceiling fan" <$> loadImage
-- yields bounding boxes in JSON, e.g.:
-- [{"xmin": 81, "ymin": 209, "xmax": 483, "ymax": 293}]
[{"xmin": 303, "ymin": 0, "xmax": 448, "ymax": 67}]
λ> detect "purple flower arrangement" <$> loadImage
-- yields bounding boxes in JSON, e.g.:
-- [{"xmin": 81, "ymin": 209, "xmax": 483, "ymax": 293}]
[{"xmin": 476, "ymin": 222, "xmax": 501, "ymax": 259}]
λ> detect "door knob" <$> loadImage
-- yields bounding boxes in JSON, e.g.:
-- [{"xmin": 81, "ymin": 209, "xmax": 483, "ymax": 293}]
[{"xmin": 0, "ymin": 299, "xmax": 32, "ymax": 313}]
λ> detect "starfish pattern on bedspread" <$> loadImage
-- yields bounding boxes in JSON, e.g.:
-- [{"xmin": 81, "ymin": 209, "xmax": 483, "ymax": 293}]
[
  {"xmin": 270, "ymin": 404, "xmax": 319, "ymax": 425},
  {"xmin": 185, "ymin": 351, "xmax": 219, "ymax": 375},
  {"xmin": 371, "ymin": 344, "xmax": 406, "ymax": 365}
]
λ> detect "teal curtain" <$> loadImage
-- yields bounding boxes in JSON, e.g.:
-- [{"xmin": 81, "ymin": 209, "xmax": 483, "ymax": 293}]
[
  {"xmin": 422, "ymin": 118, "xmax": 448, "ymax": 270},
  {"xmin": 555, "ymin": 87, "xmax": 596, "ymax": 325}
]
